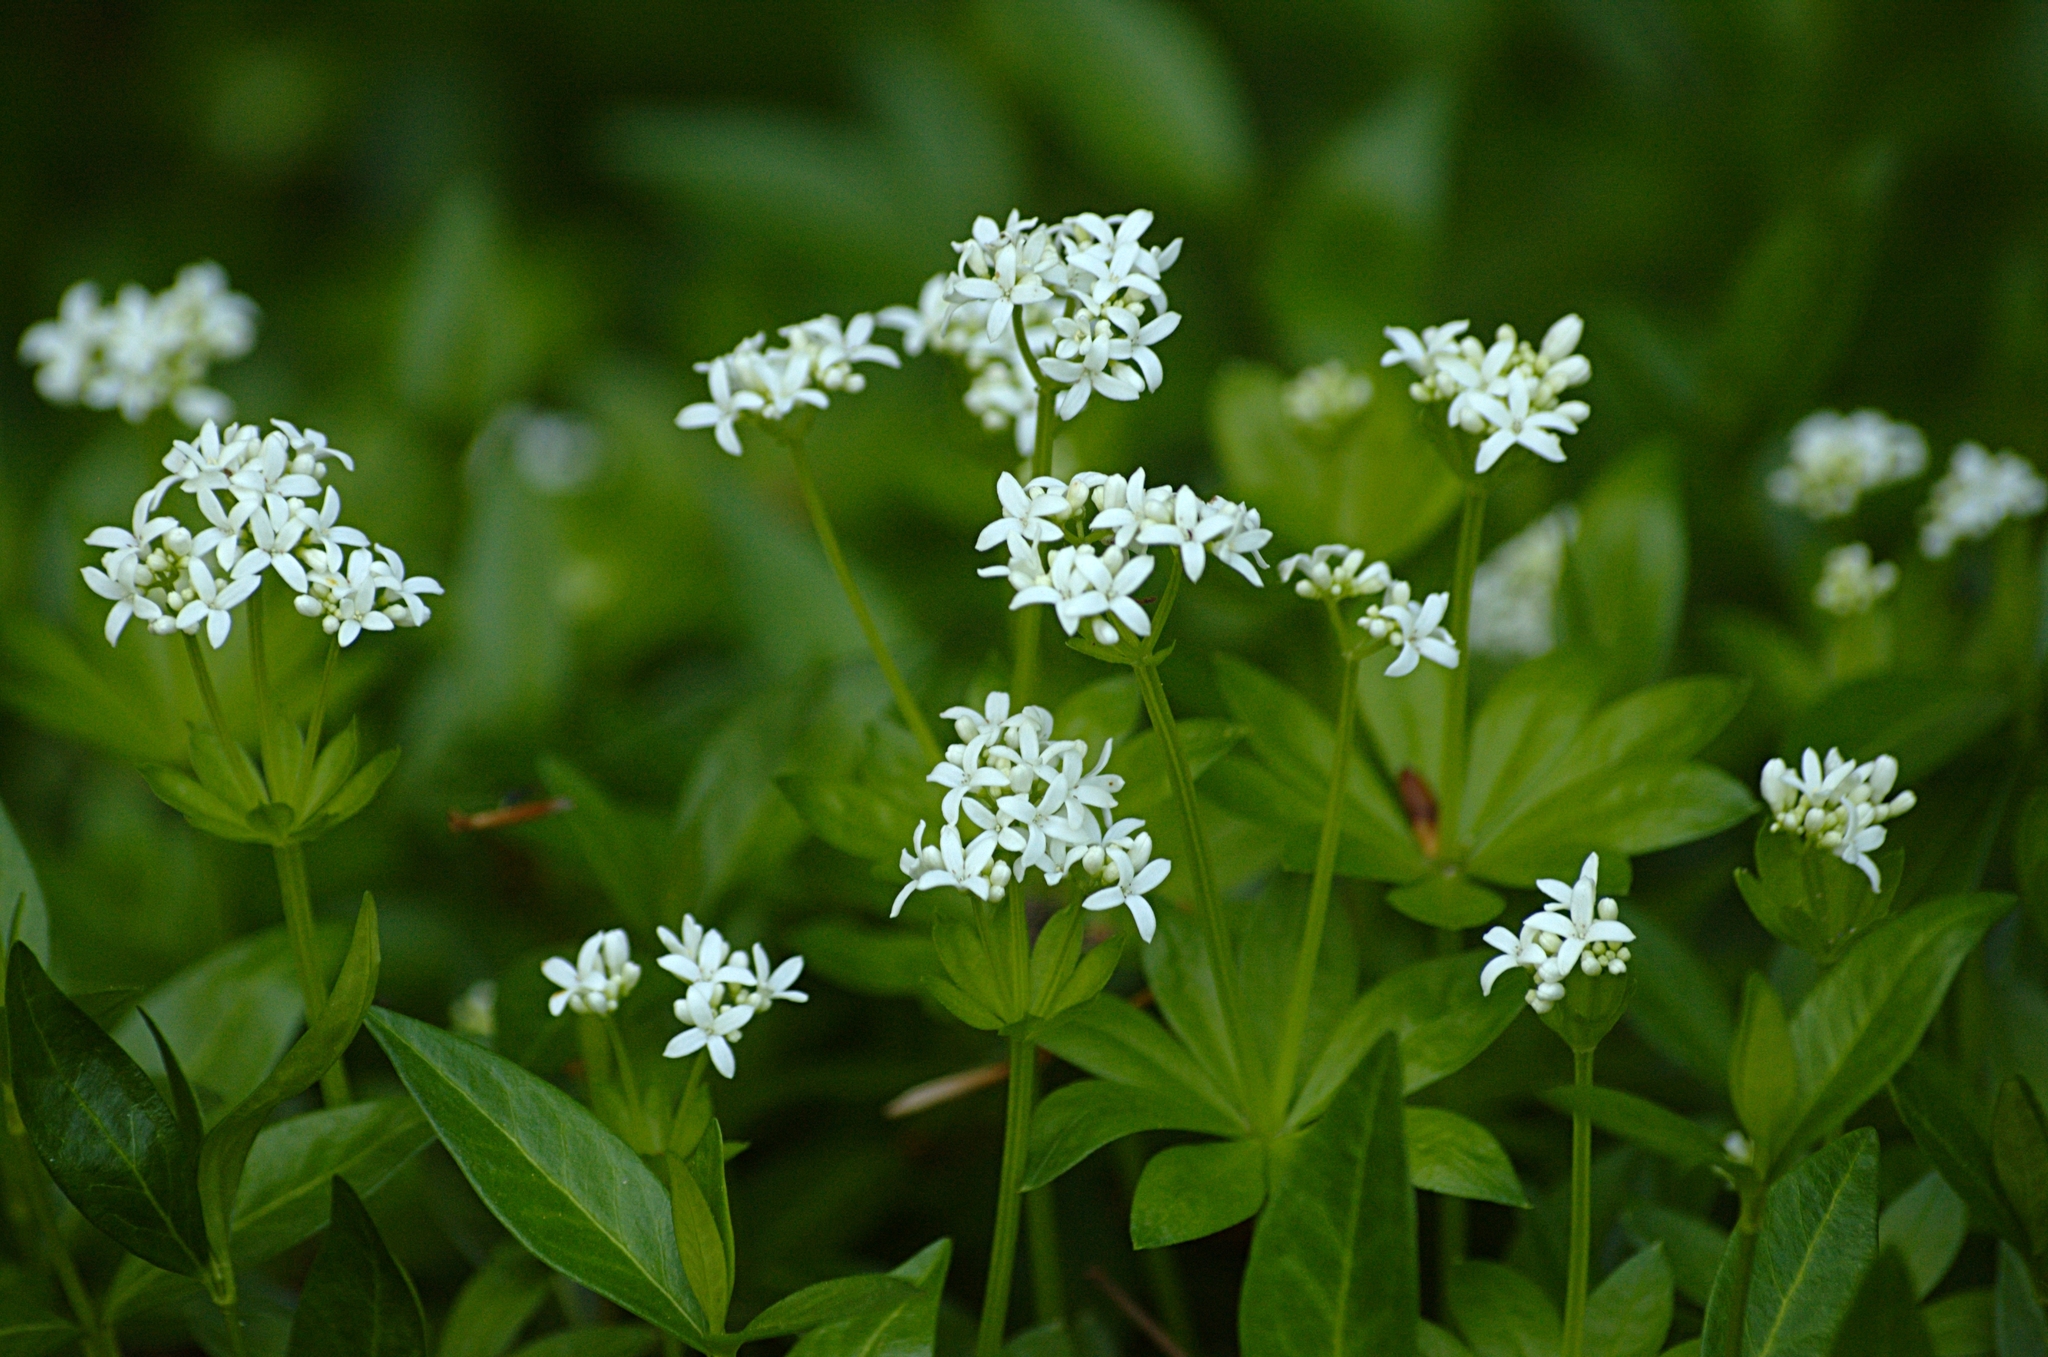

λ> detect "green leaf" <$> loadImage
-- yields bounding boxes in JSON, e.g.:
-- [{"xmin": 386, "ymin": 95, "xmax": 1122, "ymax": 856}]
[
  {"xmin": 114, "ymin": 927, "xmax": 306, "ymax": 1116},
  {"xmin": 740, "ymin": 1274, "xmax": 919, "ymax": 1342},
  {"xmin": 1743, "ymin": 1128, "xmax": 1879, "ymax": 1357},
  {"xmin": 1783, "ymin": 677, "xmax": 2009, "ymax": 787},
  {"xmin": 140, "ymin": 1010, "xmax": 203, "ymax": 1151},
  {"xmin": 259, "ymin": 710, "xmax": 308, "ymax": 818},
  {"xmin": 1359, "ymin": 658, "xmax": 1449, "ymax": 797},
  {"xmin": 1540, "ymin": 1085, "xmax": 1727, "ymax": 1170},
  {"xmin": 0, "ymin": 798, "xmax": 49, "ymax": 966},
  {"xmin": 1828, "ymin": 1249, "xmax": 1935, "ymax": 1357},
  {"xmin": 506, "ymin": 1330, "xmax": 659, "ymax": 1357},
  {"xmin": 0, "ymin": 1285, "xmax": 76, "ymax": 1357},
  {"xmin": 1880, "ymin": 1172, "xmax": 1968, "ymax": 1303},
  {"xmin": 5, "ymin": 942, "xmax": 208, "ymax": 1275},
  {"xmin": 1387, "ymin": 874, "xmax": 1506, "ymax": 929},
  {"xmin": 667, "ymin": 1119, "xmax": 734, "ymax": 1336},
  {"xmin": 1624, "ymin": 911, "xmax": 1735, "ymax": 1088},
  {"xmin": 197, "ymin": 895, "xmax": 380, "ymax": 1261},
  {"xmin": 1543, "ymin": 677, "xmax": 1751, "ymax": 790},
  {"xmin": 1457, "ymin": 652, "xmax": 1600, "ymax": 848},
  {"xmin": 1556, "ymin": 450, "xmax": 1688, "ymax": 696},
  {"xmin": 1241, "ymin": 1034, "xmax": 1415, "ymax": 1357},
  {"xmin": 1892, "ymin": 1057, "xmax": 2026, "ymax": 1249},
  {"xmin": 1446, "ymin": 1260, "xmax": 1559, "ymax": 1357},
  {"xmin": 301, "ymin": 719, "xmax": 362, "ymax": 822},
  {"xmin": 787, "ymin": 1238, "xmax": 950, "ymax": 1357},
  {"xmin": 1130, "ymin": 1138, "xmax": 1266, "ymax": 1249},
  {"xmin": 1141, "ymin": 907, "xmax": 1243, "ymax": 1103},
  {"xmin": 1739, "ymin": 824, "xmax": 1903, "ymax": 962},
  {"xmin": 1701, "ymin": 1226, "xmax": 1748, "ymax": 1357},
  {"xmin": 1919, "ymin": 1288, "xmax": 1991, "ymax": 1357},
  {"xmin": 103, "ymin": 1099, "xmax": 433, "ymax": 1322},
  {"xmin": 1784, "ymin": 894, "xmax": 2011, "ymax": 1157},
  {"xmin": 1994, "ymin": 1076, "xmax": 2048, "ymax": 1259},
  {"xmin": 364, "ymin": 1008, "xmax": 704, "ymax": 1343},
  {"xmin": 1293, "ymin": 950, "xmax": 1524, "ymax": 1128},
  {"xmin": 141, "ymin": 763, "xmax": 271, "ymax": 843},
  {"xmin": 1587, "ymin": 1244, "xmax": 1675, "ymax": 1357},
  {"xmin": 1732, "ymin": 975, "xmax": 1800, "ymax": 1160},
  {"xmin": 1023, "ymin": 1079, "xmax": 1235, "ymax": 1191},
  {"xmin": 1419, "ymin": 1319, "xmax": 1477, "ymax": 1357},
  {"xmin": 285, "ymin": 1178, "xmax": 427, "ymax": 1357},
  {"xmin": 1469, "ymin": 761, "xmax": 1757, "ymax": 888},
  {"xmin": 539, "ymin": 757, "xmax": 660, "ymax": 928},
  {"xmin": 1997, "ymin": 1244, "xmax": 2047, "ymax": 1357},
  {"xmin": 1405, "ymin": 1107, "xmax": 1528, "ymax": 1208},
  {"xmin": 1038, "ymin": 995, "xmax": 1239, "ymax": 1121},
  {"xmin": 1624, "ymin": 1206, "xmax": 1728, "ymax": 1307},
  {"xmin": 436, "ymin": 1244, "xmax": 552, "ymax": 1357},
  {"xmin": 1111, "ymin": 719, "xmax": 1246, "ymax": 821},
  {"xmin": 303, "ymin": 746, "xmax": 400, "ymax": 836}
]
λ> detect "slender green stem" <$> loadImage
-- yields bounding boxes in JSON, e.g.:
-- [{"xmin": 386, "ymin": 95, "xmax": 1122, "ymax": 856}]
[
  {"xmin": 1132, "ymin": 654, "xmax": 1255, "ymax": 1103},
  {"xmin": 273, "ymin": 843, "xmax": 351, "ymax": 1105},
  {"xmin": 182, "ymin": 635, "xmax": 266, "ymax": 807},
  {"xmin": 1435, "ymin": 481, "xmax": 1488, "ymax": 856},
  {"xmin": 1722, "ymin": 1183, "xmax": 1764, "ymax": 1357},
  {"xmin": 246, "ymin": 583, "xmax": 272, "ymax": 728},
  {"xmin": 217, "ymin": 1299, "xmax": 248, "ymax": 1357},
  {"xmin": 1562, "ymin": 1047, "xmax": 1595, "ymax": 1357},
  {"xmin": 780, "ymin": 433, "xmax": 941, "ymax": 765},
  {"xmin": 1269, "ymin": 642, "xmax": 1360, "ymax": 1123},
  {"xmin": 603, "ymin": 1014, "xmax": 647, "ymax": 1136},
  {"xmin": 1026, "ymin": 1186, "xmax": 1065, "ymax": 1326},
  {"xmin": 1008, "ymin": 310, "xmax": 1061, "ymax": 705},
  {"xmin": 1434, "ymin": 924, "xmax": 1469, "ymax": 1280},
  {"xmin": 0, "ymin": 1117, "xmax": 118, "ymax": 1356},
  {"xmin": 299, "ymin": 639, "xmax": 340, "ymax": 802},
  {"xmin": 978, "ymin": 1035, "xmax": 1040, "ymax": 1357}
]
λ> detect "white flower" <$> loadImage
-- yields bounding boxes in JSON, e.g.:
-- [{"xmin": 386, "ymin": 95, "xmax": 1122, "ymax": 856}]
[
  {"xmin": 369, "ymin": 545, "xmax": 443, "ymax": 627},
  {"xmin": 1919, "ymin": 442, "xmax": 2046, "ymax": 558},
  {"xmin": 676, "ymin": 355, "xmax": 766, "ymax": 456},
  {"xmin": 656, "ymin": 916, "xmax": 752, "ymax": 989},
  {"xmin": 977, "ymin": 472, "xmax": 1072, "ymax": 553},
  {"xmin": 664, "ymin": 984, "xmax": 754, "ymax": 1078},
  {"xmin": 1277, "ymin": 545, "xmax": 1391, "ymax": 602},
  {"xmin": 271, "ymin": 420, "xmax": 355, "ymax": 477},
  {"xmin": 949, "ymin": 214, "xmax": 1061, "ymax": 342},
  {"xmin": 780, "ymin": 313, "xmax": 900, "ymax": 393},
  {"xmin": 1723, "ymin": 1131, "xmax": 1755, "ymax": 1166},
  {"xmin": 1360, "ymin": 581, "xmax": 1459, "ymax": 677},
  {"xmin": 1768, "ymin": 410, "xmax": 1927, "ymax": 520},
  {"xmin": 174, "ymin": 556, "xmax": 259, "ymax": 649},
  {"xmin": 1199, "ymin": 497, "xmax": 1272, "ymax": 587},
  {"xmin": 1385, "ymin": 316, "xmax": 1591, "ymax": 471},
  {"xmin": 1760, "ymin": 748, "xmax": 1915, "ymax": 891},
  {"xmin": 1081, "ymin": 830, "xmax": 1169, "ymax": 943},
  {"xmin": 733, "ymin": 944, "xmax": 809, "ymax": 1011},
  {"xmin": 1470, "ymin": 507, "xmax": 1577, "ymax": 658},
  {"xmin": 82, "ymin": 559, "xmax": 166, "ymax": 646},
  {"xmin": 892, "ymin": 819, "xmax": 1005, "ymax": 913},
  {"xmin": 1380, "ymin": 321, "xmax": 1470, "ymax": 386},
  {"xmin": 1479, "ymin": 853, "xmax": 1633, "ymax": 1013},
  {"xmin": 675, "ymin": 315, "xmax": 900, "ymax": 453},
  {"xmin": 295, "ymin": 546, "xmax": 396, "ymax": 647},
  {"xmin": 1135, "ymin": 486, "xmax": 1230, "ymax": 581},
  {"xmin": 85, "ymin": 488, "xmax": 179, "ymax": 579},
  {"xmin": 1040, "ymin": 314, "xmax": 1145, "ymax": 420},
  {"xmin": 542, "ymin": 929, "xmax": 641, "ymax": 1017},
  {"xmin": 18, "ymin": 264, "xmax": 256, "ymax": 425},
  {"xmin": 1283, "ymin": 360, "xmax": 1375, "ymax": 430},
  {"xmin": 1465, "ymin": 370, "xmax": 1585, "ymax": 473},
  {"xmin": 1812, "ymin": 543, "xmax": 1898, "ymax": 616}
]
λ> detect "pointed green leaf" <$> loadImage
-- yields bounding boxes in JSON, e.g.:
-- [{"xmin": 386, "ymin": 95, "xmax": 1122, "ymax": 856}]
[
  {"xmin": 1587, "ymin": 1243, "xmax": 1674, "ymax": 1357},
  {"xmin": 1624, "ymin": 1206, "xmax": 1728, "ymax": 1308},
  {"xmin": 139, "ymin": 1011, "xmax": 203, "ymax": 1151},
  {"xmin": 1405, "ymin": 1107, "xmax": 1528, "ymax": 1208},
  {"xmin": 1732, "ymin": 975, "xmax": 1799, "ymax": 1159},
  {"xmin": 507, "ymin": 1329, "xmax": 659, "ymax": 1357},
  {"xmin": 1891, "ymin": 1056, "xmax": 2026, "ymax": 1249},
  {"xmin": 1997, "ymin": 1244, "xmax": 2046, "ymax": 1357},
  {"xmin": 302, "ymin": 719, "xmax": 362, "ymax": 816},
  {"xmin": 0, "ymin": 798, "xmax": 49, "ymax": 966},
  {"xmin": 1457, "ymin": 652, "xmax": 1599, "ymax": 847},
  {"xmin": 1241, "ymin": 1034, "xmax": 1415, "ymax": 1357},
  {"xmin": 1624, "ymin": 910, "xmax": 1735, "ymax": 1089},
  {"xmin": 285, "ymin": 1178, "xmax": 427, "ymax": 1357},
  {"xmin": 739, "ymin": 1274, "xmax": 919, "ymax": 1342},
  {"xmin": 115, "ymin": 927, "xmax": 307, "ymax": 1116},
  {"xmin": 1544, "ymin": 676, "xmax": 1750, "ymax": 789},
  {"xmin": 1541, "ymin": 1085, "xmax": 1728, "ymax": 1169},
  {"xmin": 1445, "ymin": 1260, "xmax": 1558, "ymax": 1357},
  {"xmin": 1131, "ymin": 1138, "xmax": 1266, "ymax": 1249},
  {"xmin": 364, "ymin": 1007, "xmax": 705, "ymax": 1342},
  {"xmin": 1919, "ymin": 1288, "xmax": 1991, "ymax": 1357},
  {"xmin": 1023, "ymin": 1079, "xmax": 1237, "ymax": 1191},
  {"xmin": 5, "ymin": 943, "xmax": 207, "ymax": 1275},
  {"xmin": 788, "ymin": 1238, "xmax": 950, "ymax": 1357},
  {"xmin": 1743, "ymin": 1128, "xmax": 1879, "ymax": 1357},
  {"xmin": 1880, "ymin": 1172, "xmax": 1967, "ymax": 1304},
  {"xmin": 1038, "ymin": 995, "xmax": 1238, "ymax": 1124},
  {"xmin": 436, "ymin": 1243, "xmax": 552, "ymax": 1357},
  {"xmin": 1785, "ymin": 894, "xmax": 2011, "ymax": 1157},
  {"xmin": 305, "ymin": 746, "xmax": 400, "ymax": 834},
  {"xmin": 667, "ymin": 1119, "xmax": 733, "ymax": 1335},
  {"xmin": 1469, "ymin": 761, "xmax": 1757, "ymax": 887},
  {"xmin": 1993, "ymin": 1076, "xmax": 2048, "ymax": 1258},
  {"xmin": 1828, "ymin": 1249, "xmax": 1934, "ymax": 1357}
]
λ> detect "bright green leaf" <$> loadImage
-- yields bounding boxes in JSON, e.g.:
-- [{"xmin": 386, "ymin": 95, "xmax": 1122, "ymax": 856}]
[
  {"xmin": 1586, "ymin": 1243, "xmax": 1674, "ymax": 1357},
  {"xmin": 1743, "ymin": 1128, "xmax": 1879, "ymax": 1357},
  {"xmin": 1024, "ymin": 1079, "xmax": 1236, "ymax": 1191},
  {"xmin": 1405, "ymin": 1107, "xmax": 1528, "ymax": 1208},
  {"xmin": 1130, "ymin": 1138, "xmax": 1266, "ymax": 1249},
  {"xmin": 788, "ymin": 1237, "xmax": 950, "ymax": 1357}
]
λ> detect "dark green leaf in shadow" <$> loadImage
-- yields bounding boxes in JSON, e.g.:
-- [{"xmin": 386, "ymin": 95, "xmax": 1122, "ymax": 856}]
[
  {"xmin": 739, "ymin": 1274, "xmax": 919, "ymax": 1342},
  {"xmin": 1827, "ymin": 1249, "xmax": 1932, "ymax": 1357},
  {"xmin": 1446, "ymin": 1260, "xmax": 1558, "ymax": 1357},
  {"xmin": 1743, "ymin": 1128, "xmax": 1878, "ymax": 1357},
  {"xmin": 1997, "ymin": 1243, "xmax": 2046, "ymax": 1357},
  {"xmin": 1879, "ymin": 1172, "xmax": 1967, "ymax": 1303},
  {"xmin": 1586, "ymin": 1243, "xmax": 1674, "ymax": 1357},
  {"xmin": 788, "ymin": 1237, "xmax": 950, "ymax": 1357},
  {"xmin": 284, "ymin": 1178, "xmax": 426, "ymax": 1357},
  {"xmin": 1023, "ymin": 1079, "xmax": 1236, "ymax": 1191},
  {"xmin": 1625, "ymin": 911, "xmax": 1735, "ymax": 1089},
  {"xmin": 1623, "ymin": 1206, "xmax": 1728, "ymax": 1308},
  {"xmin": 437, "ymin": 1242, "xmax": 552, "ymax": 1357},
  {"xmin": 1891, "ymin": 1056, "xmax": 2024, "ymax": 1251},
  {"xmin": 1540, "ymin": 1085, "xmax": 1727, "ymax": 1170}
]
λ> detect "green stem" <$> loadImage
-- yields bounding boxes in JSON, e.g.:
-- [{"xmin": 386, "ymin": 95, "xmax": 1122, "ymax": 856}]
[
  {"xmin": 0, "ymin": 1116, "xmax": 118, "ymax": 1356},
  {"xmin": 1562, "ymin": 1047, "xmax": 1595, "ymax": 1357},
  {"xmin": 1269, "ymin": 641, "xmax": 1360, "ymax": 1124},
  {"xmin": 1437, "ymin": 1194, "xmax": 1468, "ymax": 1314},
  {"xmin": 300, "ymin": 640, "xmax": 339, "ymax": 803},
  {"xmin": 1026, "ymin": 1186, "xmax": 1065, "ymax": 1326},
  {"xmin": 977, "ymin": 1035, "xmax": 1040, "ymax": 1357},
  {"xmin": 1008, "ymin": 310, "xmax": 1061, "ymax": 705},
  {"xmin": 217, "ymin": 1299, "xmax": 247, "ymax": 1357},
  {"xmin": 246, "ymin": 583, "xmax": 272, "ymax": 729},
  {"xmin": 604, "ymin": 1014, "xmax": 647, "ymax": 1135},
  {"xmin": 1723, "ymin": 1184, "xmax": 1764, "ymax": 1357},
  {"xmin": 1435, "ymin": 481, "xmax": 1488, "ymax": 856},
  {"xmin": 182, "ymin": 635, "xmax": 266, "ymax": 807},
  {"xmin": 273, "ymin": 843, "xmax": 351, "ymax": 1106},
  {"xmin": 780, "ymin": 433, "xmax": 941, "ymax": 766},
  {"xmin": 1132, "ymin": 652, "xmax": 1254, "ymax": 1103}
]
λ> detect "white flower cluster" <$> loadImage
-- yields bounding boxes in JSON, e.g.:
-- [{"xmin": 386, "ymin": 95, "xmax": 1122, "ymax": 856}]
[
  {"xmin": 1360, "ymin": 581, "xmax": 1460, "ymax": 677},
  {"xmin": 893, "ymin": 693, "xmax": 1169, "ymax": 942},
  {"xmin": 1382, "ymin": 316, "xmax": 1591, "ymax": 473},
  {"xmin": 1277, "ymin": 545, "xmax": 1391, "ymax": 601},
  {"xmin": 1470, "ymin": 507, "xmax": 1578, "ymax": 658},
  {"xmin": 543, "ymin": 929, "xmax": 642, "ymax": 1017},
  {"xmin": 80, "ymin": 419, "xmax": 441, "ymax": 650},
  {"xmin": 1767, "ymin": 410, "xmax": 1927, "ymax": 521},
  {"xmin": 1812, "ymin": 543, "xmax": 1898, "ymax": 616},
  {"xmin": 1283, "ymin": 360, "xmax": 1375, "ymax": 431},
  {"xmin": 18, "ymin": 263, "xmax": 256, "ymax": 426},
  {"xmin": 1919, "ymin": 442, "xmax": 2046, "ymax": 558},
  {"xmin": 657, "ymin": 914, "xmax": 807, "ymax": 1079},
  {"xmin": 1481, "ymin": 853, "xmax": 1634, "ymax": 1014},
  {"xmin": 676, "ymin": 314, "xmax": 902, "ymax": 455},
  {"xmin": 881, "ymin": 210, "xmax": 1183, "ymax": 451},
  {"xmin": 976, "ymin": 469, "xmax": 1269, "ymax": 645},
  {"xmin": 1760, "ymin": 748, "xmax": 1916, "ymax": 891}
]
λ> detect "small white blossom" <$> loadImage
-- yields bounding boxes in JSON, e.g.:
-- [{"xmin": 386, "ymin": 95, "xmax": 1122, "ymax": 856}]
[
  {"xmin": 651, "ymin": 914, "xmax": 807, "ymax": 1077},
  {"xmin": 174, "ymin": 557, "xmax": 259, "ymax": 649},
  {"xmin": 1812, "ymin": 543, "xmax": 1897, "ymax": 616},
  {"xmin": 1470, "ymin": 507, "xmax": 1577, "ymax": 658},
  {"xmin": 1768, "ymin": 410, "xmax": 1927, "ymax": 520},
  {"xmin": 656, "ymin": 915, "xmax": 753, "ymax": 989},
  {"xmin": 664, "ymin": 985, "xmax": 754, "ymax": 1078},
  {"xmin": 1723, "ymin": 1131, "xmax": 1755, "ymax": 1166},
  {"xmin": 732, "ymin": 944, "xmax": 808, "ymax": 1012},
  {"xmin": 1360, "ymin": 580, "xmax": 1459, "ymax": 677},
  {"xmin": 542, "ymin": 929, "xmax": 642, "ymax": 1017},
  {"xmin": 1385, "ymin": 316, "xmax": 1591, "ymax": 473},
  {"xmin": 1919, "ymin": 442, "xmax": 2046, "ymax": 558},
  {"xmin": 450, "ymin": 980, "xmax": 498, "ymax": 1039},
  {"xmin": 368, "ymin": 545, "xmax": 444, "ymax": 627},
  {"xmin": 1760, "ymin": 748, "xmax": 1916, "ymax": 891},
  {"xmin": 675, "ymin": 313, "xmax": 902, "ymax": 454},
  {"xmin": 1284, "ymin": 361, "xmax": 1374, "ymax": 431},
  {"xmin": 1479, "ymin": 853, "xmax": 1633, "ymax": 1013},
  {"xmin": 1080, "ymin": 831, "xmax": 1168, "ymax": 943},
  {"xmin": 1278, "ymin": 545, "xmax": 1391, "ymax": 602},
  {"xmin": 18, "ymin": 263, "xmax": 256, "ymax": 425}
]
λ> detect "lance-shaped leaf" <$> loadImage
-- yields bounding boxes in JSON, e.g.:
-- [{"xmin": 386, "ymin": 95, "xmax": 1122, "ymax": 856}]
[
  {"xmin": 284, "ymin": 1178, "xmax": 427, "ymax": 1357},
  {"xmin": 1131, "ymin": 1138, "xmax": 1267, "ymax": 1249},
  {"xmin": 1240, "ymin": 1033, "xmax": 1415, "ymax": 1357},
  {"xmin": 1742, "ymin": 1128, "xmax": 1878, "ymax": 1357},
  {"xmin": 1878, "ymin": 1171, "xmax": 1966, "ymax": 1303},
  {"xmin": 1586, "ymin": 1244, "xmax": 1674, "ymax": 1357},
  {"xmin": 1540, "ymin": 1085, "xmax": 1728, "ymax": 1170},
  {"xmin": 1731, "ymin": 974, "xmax": 1799, "ymax": 1161},
  {"xmin": 1405, "ymin": 1107, "xmax": 1528, "ymax": 1208},
  {"xmin": 1023, "ymin": 1079, "xmax": 1236, "ymax": 1191},
  {"xmin": 737, "ymin": 1274, "xmax": 919, "ymax": 1342},
  {"xmin": 788, "ymin": 1237, "xmax": 951, "ymax": 1357},
  {"xmin": 668, "ymin": 1119, "xmax": 735, "ymax": 1336},
  {"xmin": 365, "ymin": 1007, "xmax": 706, "ymax": 1344},
  {"xmin": 435, "ymin": 1243, "xmax": 553, "ymax": 1357},
  {"xmin": 197, "ymin": 894, "xmax": 380, "ymax": 1259},
  {"xmin": 5, "ymin": 943, "xmax": 208, "ymax": 1275},
  {"xmin": 1993, "ymin": 1075, "xmax": 2048, "ymax": 1259},
  {"xmin": 1890, "ymin": 1056, "xmax": 2024, "ymax": 1247}
]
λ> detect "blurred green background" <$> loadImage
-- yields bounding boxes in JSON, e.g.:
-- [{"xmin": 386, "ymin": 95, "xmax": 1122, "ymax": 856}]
[{"xmin": 3, "ymin": 0, "xmax": 2046, "ymax": 1348}]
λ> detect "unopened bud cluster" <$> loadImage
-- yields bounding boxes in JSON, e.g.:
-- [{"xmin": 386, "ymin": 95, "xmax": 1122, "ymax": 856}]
[
  {"xmin": 1283, "ymin": 360, "xmax": 1374, "ymax": 431},
  {"xmin": 1760, "ymin": 747, "xmax": 1916, "ymax": 891},
  {"xmin": 1382, "ymin": 316, "xmax": 1591, "ymax": 473},
  {"xmin": 1812, "ymin": 543, "xmax": 1898, "ymax": 616},
  {"xmin": 1919, "ymin": 442, "xmax": 2047, "ymax": 558}
]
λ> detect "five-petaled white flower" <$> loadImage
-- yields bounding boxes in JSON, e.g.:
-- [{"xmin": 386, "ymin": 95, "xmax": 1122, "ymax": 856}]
[
  {"xmin": 676, "ymin": 356, "xmax": 765, "ymax": 456},
  {"xmin": 175, "ymin": 557, "xmax": 259, "ymax": 649},
  {"xmin": 664, "ymin": 985, "xmax": 755, "ymax": 1078},
  {"xmin": 1383, "ymin": 315, "xmax": 1591, "ymax": 472},
  {"xmin": 733, "ymin": 944, "xmax": 809, "ymax": 1012},
  {"xmin": 542, "ymin": 929, "xmax": 642, "ymax": 1017},
  {"xmin": 1359, "ymin": 580, "xmax": 1459, "ymax": 676}
]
